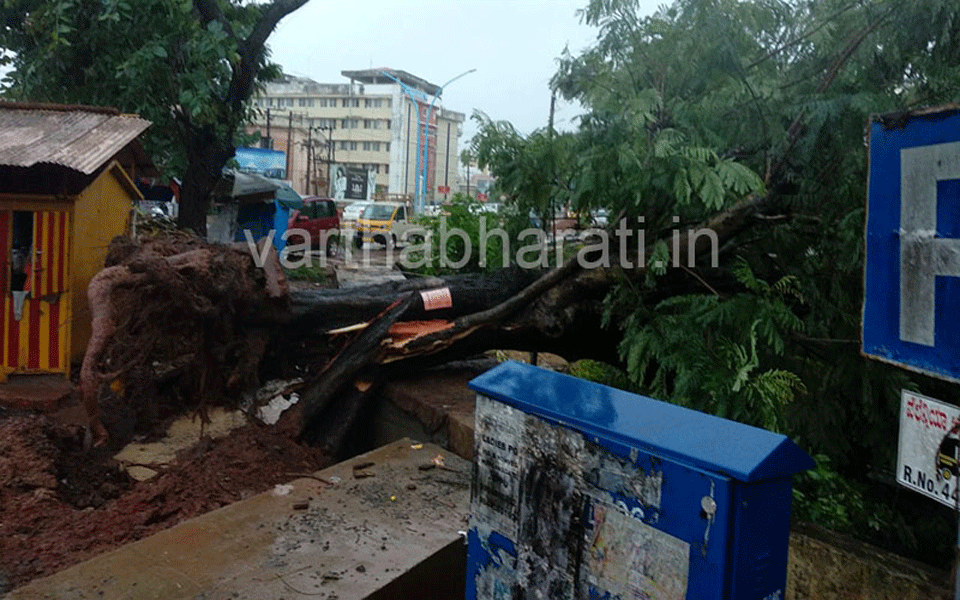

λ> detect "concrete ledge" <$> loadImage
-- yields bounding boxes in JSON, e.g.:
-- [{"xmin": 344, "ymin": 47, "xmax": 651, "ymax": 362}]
[
  {"xmin": 787, "ymin": 523, "xmax": 950, "ymax": 600},
  {"xmin": 0, "ymin": 375, "xmax": 73, "ymax": 413},
  {"xmin": 9, "ymin": 439, "xmax": 470, "ymax": 600},
  {"xmin": 373, "ymin": 363, "xmax": 491, "ymax": 461}
]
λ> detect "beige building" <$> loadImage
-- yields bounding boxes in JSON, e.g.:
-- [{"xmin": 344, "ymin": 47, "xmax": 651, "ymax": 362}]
[{"xmin": 247, "ymin": 69, "xmax": 465, "ymax": 207}]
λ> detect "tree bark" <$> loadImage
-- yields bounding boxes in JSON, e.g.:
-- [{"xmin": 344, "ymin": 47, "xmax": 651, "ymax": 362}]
[
  {"xmin": 177, "ymin": 124, "xmax": 234, "ymax": 234},
  {"xmin": 176, "ymin": 0, "xmax": 312, "ymax": 234}
]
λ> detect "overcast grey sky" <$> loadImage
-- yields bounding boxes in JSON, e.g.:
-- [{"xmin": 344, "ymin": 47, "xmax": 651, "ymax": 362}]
[{"xmin": 267, "ymin": 0, "xmax": 661, "ymax": 142}]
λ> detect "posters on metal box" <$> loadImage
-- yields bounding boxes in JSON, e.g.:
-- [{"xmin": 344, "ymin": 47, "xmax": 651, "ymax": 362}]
[
  {"xmin": 473, "ymin": 395, "xmax": 526, "ymax": 539},
  {"xmin": 585, "ymin": 501, "xmax": 689, "ymax": 600}
]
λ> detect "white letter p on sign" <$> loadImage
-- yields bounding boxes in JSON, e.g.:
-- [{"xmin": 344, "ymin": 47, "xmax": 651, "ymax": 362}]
[{"xmin": 900, "ymin": 142, "xmax": 960, "ymax": 346}]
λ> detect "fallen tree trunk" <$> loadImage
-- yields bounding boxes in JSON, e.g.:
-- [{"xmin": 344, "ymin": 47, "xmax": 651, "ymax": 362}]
[
  {"xmin": 80, "ymin": 185, "xmax": 773, "ymax": 449},
  {"xmin": 281, "ymin": 294, "xmax": 415, "ymax": 440}
]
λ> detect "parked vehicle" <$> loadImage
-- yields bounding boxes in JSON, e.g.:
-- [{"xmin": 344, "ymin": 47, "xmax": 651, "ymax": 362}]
[
  {"xmin": 592, "ymin": 208, "xmax": 609, "ymax": 227},
  {"xmin": 287, "ymin": 197, "xmax": 340, "ymax": 256},
  {"xmin": 342, "ymin": 201, "xmax": 372, "ymax": 225},
  {"xmin": 355, "ymin": 201, "xmax": 417, "ymax": 248},
  {"xmin": 469, "ymin": 202, "xmax": 502, "ymax": 215}
]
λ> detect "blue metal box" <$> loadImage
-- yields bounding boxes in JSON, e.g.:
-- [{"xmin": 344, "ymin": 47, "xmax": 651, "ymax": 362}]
[{"xmin": 466, "ymin": 361, "xmax": 814, "ymax": 600}]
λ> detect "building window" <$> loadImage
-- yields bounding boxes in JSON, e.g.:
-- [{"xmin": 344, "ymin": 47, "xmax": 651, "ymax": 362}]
[
  {"xmin": 342, "ymin": 98, "xmax": 359, "ymax": 108},
  {"xmin": 318, "ymin": 98, "xmax": 328, "ymax": 107},
  {"xmin": 350, "ymin": 141, "xmax": 358, "ymax": 150},
  {"xmin": 362, "ymin": 142, "xmax": 372, "ymax": 151},
  {"xmin": 385, "ymin": 120, "xmax": 391, "ymax": 129},
  {"xmin": 385, "ymin": 99, "xmax": 392, "ymax": 108},
  {"xmin": 340, "ymin": 141, "xmax": 349, "ymax": 150},
  {"xmin": 363, "ymin": 119, "xmax": 377, "ymax": 129},
  {"xmin": 384, "ymin": 142, "xmax": 390, "ymax": 152},
  {"xmin": 307, "ymin": 98, "xmax": 315, "ymax": 107},
  {"xmin": 298, "ymin": 98, "xmax": 307, "ymax": 107},
  {"xmin": 384, "ymin": 164, "xmax": 389, "ymax": 174}
]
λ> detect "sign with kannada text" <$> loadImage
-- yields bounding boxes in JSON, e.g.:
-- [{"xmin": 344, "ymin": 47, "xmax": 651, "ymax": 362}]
[{"xmin": 897, "ymin": 390, "xmax": 960, "ymax": 508}]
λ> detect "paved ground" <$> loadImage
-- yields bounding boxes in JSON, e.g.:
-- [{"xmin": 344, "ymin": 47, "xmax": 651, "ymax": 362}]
[
  {"xmin": 0, "ymin": 374, "xmax": 73, "ymax": 413},
  {"xmin": 8, "ymin": 439, "xmax": 470, "ymax": 600}
]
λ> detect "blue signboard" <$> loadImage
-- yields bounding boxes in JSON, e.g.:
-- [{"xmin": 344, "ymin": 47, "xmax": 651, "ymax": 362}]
[
  {"xmin": 863, "ymin": 106, "xmax": 960, "ymax": 382},
  {"xmin": 235, "ymin": 147, "xmax": 286, "ymax": 180}
]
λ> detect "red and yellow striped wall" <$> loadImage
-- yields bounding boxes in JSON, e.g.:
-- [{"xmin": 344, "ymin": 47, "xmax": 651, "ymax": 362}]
[
  {"xmin": 0, "ymin": 161, "xmax": 138, "ymax": 381},
  {"xmin": 0, "ymin": 209, "xmax": 71, "ymax": 377}
]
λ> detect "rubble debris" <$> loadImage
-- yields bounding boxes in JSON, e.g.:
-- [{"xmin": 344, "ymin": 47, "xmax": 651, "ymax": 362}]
[
  {"xmin": 125, "ymin": 466, "xmax": 159, "ymax": 481},
  {"xmin": 257, "ymin": 391, "xmax": 300, "ymax": 425},
  {"xmin": 272, "ymin": 484, "xmax": 294, "ymax": 496}
]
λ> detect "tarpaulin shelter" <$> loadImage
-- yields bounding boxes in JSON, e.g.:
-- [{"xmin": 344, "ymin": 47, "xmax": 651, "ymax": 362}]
[{"xmin": 208, "ymin": 171, "xmax": 299, "ymax": 252}]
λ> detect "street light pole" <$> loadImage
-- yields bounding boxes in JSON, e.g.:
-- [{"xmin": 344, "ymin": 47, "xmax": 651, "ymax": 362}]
[
  {"xmin": 376, "ymin": 70, "xmax": 426, "ymax": 211},
  {"xmin": 419, "ymin": 68, "xmax": 475, "ymax": 214}
]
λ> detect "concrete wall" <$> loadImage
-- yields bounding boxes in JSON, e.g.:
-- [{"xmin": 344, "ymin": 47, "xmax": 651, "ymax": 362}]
[{"xmin": 787, "ymin": 523, "xmax": 950, "ymax": 600}]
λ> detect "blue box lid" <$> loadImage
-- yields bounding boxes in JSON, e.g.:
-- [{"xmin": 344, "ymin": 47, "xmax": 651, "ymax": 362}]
[{"xmin": 469, "ymin": 361, "xmax": 814, "ymax": 482}]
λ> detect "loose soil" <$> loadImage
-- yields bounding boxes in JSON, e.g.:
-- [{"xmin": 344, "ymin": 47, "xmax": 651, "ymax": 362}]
[{"xmin": 0, "ymin": 407, "xmax": 331, "ymax": 593}]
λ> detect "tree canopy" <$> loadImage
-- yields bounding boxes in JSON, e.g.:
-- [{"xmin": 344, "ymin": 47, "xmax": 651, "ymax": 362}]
[
  {"xmin": 0, "ymin": 0, "xmax": 309, "ymax": 232},
  {"xmin": 471, "ymin": 0, "xmax": 960, "ymax": 565}
]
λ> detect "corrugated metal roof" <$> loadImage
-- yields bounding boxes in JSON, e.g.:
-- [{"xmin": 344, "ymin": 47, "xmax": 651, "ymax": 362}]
[{"xmin": 0, "ymin": 103, "xmax": 151, "ymax": 175}]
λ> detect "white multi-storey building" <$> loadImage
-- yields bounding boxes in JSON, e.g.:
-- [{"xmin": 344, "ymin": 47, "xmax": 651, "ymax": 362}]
[{"xmin": 248, "ymin": 69, "xmax": 465, "ymax": 205}]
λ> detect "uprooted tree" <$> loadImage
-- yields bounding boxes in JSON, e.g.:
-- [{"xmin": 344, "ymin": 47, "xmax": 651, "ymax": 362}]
[
  {"xmin": 0, "ymin": 0, "xmax": 309, "ymax": 234},
  {"xmin": 68, "ymin": 0, "xmax": 960, "ymax": 569}
]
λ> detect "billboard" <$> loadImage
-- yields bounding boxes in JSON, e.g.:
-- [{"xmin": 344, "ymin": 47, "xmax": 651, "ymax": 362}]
[
  {"xmin": 235, "ymin": 147, "xmax": 286, "ymax": 179},
  {"xmin": 863, "ymin": 106, "xmax": 960, "ymax": 382},
  {"xmin": 331, "ymin": 164, "xmax": 376, "ymax": 201}
]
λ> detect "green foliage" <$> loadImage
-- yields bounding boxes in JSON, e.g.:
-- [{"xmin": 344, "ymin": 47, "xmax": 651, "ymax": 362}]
[
  {"xmin": 0, "ymin": 0, "xmax": 293, "ymax": 223},
  {"xmin": 285, "ymin": 263, "xmax": 327, "ymax": 284},
  {"xmin": 470, "ymin": 113, "xmax": 578, "ymax": 232},
  {"xmin": 792, "ymin": 455, "xmax": 892, "ymax": 535},
  {"xmin": 404, "ymin": 193, "xmax": 533, "ymax": 275},
  {"xmin": 469, "ymin": 0, "xmax": 960, "ymax": 564},
  {"xmin": 568, "ymin": 359, "xmax": 639, "ymax": 393},
  {"xmin": 617, "ymin": 260, "xmax": 805, "ymax": 431}
]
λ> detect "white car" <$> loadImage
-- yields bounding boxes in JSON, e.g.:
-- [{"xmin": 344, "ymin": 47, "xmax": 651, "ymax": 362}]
[
  {"xmin": 591, "ymin": 208, "xmax": 609, "ymax": 227},
  {"xmin": 342, "ymin": 201, "xmax": 372, "ymax": 224}
]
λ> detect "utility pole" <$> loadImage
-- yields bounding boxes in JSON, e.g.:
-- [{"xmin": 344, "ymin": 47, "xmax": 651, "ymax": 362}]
[
  {"xmin": 404, "ymin": 103, "xmax": 412, "ymax": 198},
  {"xmin": 264, "ymin": 108, "xmax": 272, "ymax": 148},
  {"xmin": 548, "ymin": 91, "xmax": 556, "ymax": 238},
  {"xmin": 326, "ymin": 125, "xmax": 335, "ymax": 196},
  {"xmin": 286, "ymin": 111, "xmax": 293, "ymax": 181},
  {"xmin": 443, "ymin": 121, "xmax": 451, "ymax": 202},
  {"xmin": 305, "ymin": 126, "xmax": 312, "ymax": 193}
]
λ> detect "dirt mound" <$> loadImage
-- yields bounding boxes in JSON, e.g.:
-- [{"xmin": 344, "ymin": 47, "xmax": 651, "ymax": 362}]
[{"xmin": 0, "ymin": 412, "xmax": 330, "ymax": 592}]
